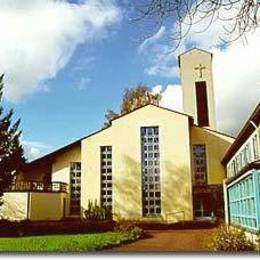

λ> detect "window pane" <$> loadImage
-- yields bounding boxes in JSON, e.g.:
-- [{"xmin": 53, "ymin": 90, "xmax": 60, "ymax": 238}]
[{"xmin": 141, "ymin": 126, "xmax": 161, "ymax": 217}]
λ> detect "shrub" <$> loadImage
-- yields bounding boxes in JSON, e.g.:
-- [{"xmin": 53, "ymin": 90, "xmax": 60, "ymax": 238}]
[
  {"xmin": 207, "ymin": 225, "xmax": 255, "ymax": 251},
  {"xmin": 84, "ymin": 200, "xmax": 112, "ymax": 221},
  {"xmin": 114, "ymin": 221, "xmax": 144, "ymax": 240},
  {"xmin": 256, "ymin": 231, "xmax": 260, "ymax": 251}
]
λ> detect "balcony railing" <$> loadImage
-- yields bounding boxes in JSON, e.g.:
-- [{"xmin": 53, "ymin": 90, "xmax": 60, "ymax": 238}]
[{"xmin": 4, "ymin": 181, "xmax": 68, "ymax": 193}]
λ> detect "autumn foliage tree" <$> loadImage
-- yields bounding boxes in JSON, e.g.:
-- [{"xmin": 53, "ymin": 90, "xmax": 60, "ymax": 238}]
[
  {"xmin": 0, "ymin": 74, "xmax": 26, "ymax": 205},
  {"xmin": 104, "ymin": 84, "xmax": 161, "ymax": 126}
]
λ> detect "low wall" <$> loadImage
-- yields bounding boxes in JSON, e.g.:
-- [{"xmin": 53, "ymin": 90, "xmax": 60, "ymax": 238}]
[
  {"xmin": 29, "ymin": 192, "xmax": 69, "ymax": 221},
  {"xmin": 0, "ymin": 192, "xmax": 29, "ymax": 221},
  {"xmin": 1, "ymin": 192, "xmax": 69, "ymax": 221}
]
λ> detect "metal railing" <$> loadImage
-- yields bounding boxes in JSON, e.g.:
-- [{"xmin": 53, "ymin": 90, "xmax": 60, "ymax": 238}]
[{"xmin": 4, "ymin": 181, "xmax": 68, "ymax": 193}]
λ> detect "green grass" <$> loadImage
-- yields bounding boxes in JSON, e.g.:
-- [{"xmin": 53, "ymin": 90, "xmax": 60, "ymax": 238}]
[{"xmin": 0, "ymin": 232, "xmax": 131, "ymax": 252}]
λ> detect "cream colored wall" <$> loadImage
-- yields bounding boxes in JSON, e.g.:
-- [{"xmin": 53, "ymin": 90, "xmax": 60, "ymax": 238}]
[
  {"xmin": 81, "ymin": 105, "xmax": 193, "ymax": 222},
  {"xmin": 29, "ymin": 192, "xmax": 69, "ymax": 221},
  {"xmin": 191, "ymin": 126, "xmax": 234, "ymax": 184},
  {"xmin": 179, "ymin": 49, "xmax": 216, "ymax": 129},
  {"xmin": 51, "ymin": 144, "xmax": 81, "ymax": 184},
  {"xmin": 51, "ymin": 144, "xmax": 81, "ymax": 215},
  {"xmin": 0, "ymin": 192, "xmax": 29, "ymax": 221}
]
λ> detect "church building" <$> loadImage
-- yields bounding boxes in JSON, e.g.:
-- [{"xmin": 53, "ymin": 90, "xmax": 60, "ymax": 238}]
[{"xmin": 1, "ymin": 48, "xmax": 234, "ymax": 222}]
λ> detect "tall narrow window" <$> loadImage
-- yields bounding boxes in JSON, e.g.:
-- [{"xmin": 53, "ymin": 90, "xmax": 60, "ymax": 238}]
[
  {"xmin": 141, "ymin": 126, "xmax": 161, "ymax": 217},
  {"xmin": 252, "ymin": 134, "xmax": 259, "ymax": 160},
  {"xmin": 195, "ymin": 81, "xmax": 209, "ymax": 126},
  {"xmin": 70, "ymin": 162, "xmax": 81, "ymax": 214},
  {"xmin": 192, "ymin": 144, "xmax": 207, "ymax": 185},
  {"xmin": 100, "ymin": 146, "xmax": 112, "ymax": 212}
]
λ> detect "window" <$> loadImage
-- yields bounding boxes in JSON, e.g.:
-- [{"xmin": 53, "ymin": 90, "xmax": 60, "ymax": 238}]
[
  {"xmin": 195, "ymin": 81, "xmax": 209, "ymax": 126},
  {"xmin": 252, "ymin": 134, "xmax": 259, "ymax": 160},
  {"xmin": 70, "ymin": 162, "xmax": 81, "ymax": 214},
  {"xmin": 192, "ymin": 144, "xmax": 207, "ymax": 185},
  {"xmin": 141, "ymin": 126, "xmax": 161, "ymax": 217},
  {"xmin": 100, "ymin": 146, "xmax": 112, "ymax": 212}
]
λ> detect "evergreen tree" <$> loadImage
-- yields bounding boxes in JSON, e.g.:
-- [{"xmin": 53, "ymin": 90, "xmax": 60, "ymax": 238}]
[{"xmin": 0, "ymin": 74, "xmax": 26, "ymax": 204}]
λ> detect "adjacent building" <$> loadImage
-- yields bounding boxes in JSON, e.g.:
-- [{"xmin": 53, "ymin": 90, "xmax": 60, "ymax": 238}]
[{"xmin": 223, "ymin": 103, "xmax": 260, "ymax": 232}]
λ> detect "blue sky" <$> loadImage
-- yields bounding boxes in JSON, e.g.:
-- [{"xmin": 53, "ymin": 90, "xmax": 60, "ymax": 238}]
[
  {"xmin": 15, "ymin": 19, "xmax": 177, "ymax": 149},
  {"xmin": 1, "ymin": 0, "xmax": 259, "ymax": 160}
]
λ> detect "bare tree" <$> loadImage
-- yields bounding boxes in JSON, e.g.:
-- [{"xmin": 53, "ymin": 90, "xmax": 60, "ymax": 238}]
[{"xmin": 129, "ymin": 0, "xmax": 260, "ymax": 50}]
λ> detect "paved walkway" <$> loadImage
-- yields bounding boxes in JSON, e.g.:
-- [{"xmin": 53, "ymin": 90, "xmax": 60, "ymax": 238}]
[{"xmin": 110, "ymin": 229, "xmax": 215, "ymax": 252}]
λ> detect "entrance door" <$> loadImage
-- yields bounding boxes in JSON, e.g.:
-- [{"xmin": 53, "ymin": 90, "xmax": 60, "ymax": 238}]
[{"xmin": 194, "ymin": 194, "xmax": 215, "ymax": 219}]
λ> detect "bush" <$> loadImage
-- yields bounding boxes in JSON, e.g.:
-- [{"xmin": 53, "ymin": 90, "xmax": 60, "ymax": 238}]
[
  {"xmin": 114, "ymin": 221, "xmax": 144, "ymax": 240},
  {"xmin": 84, "ymin": 200, "xmax": 112, "ymax": 221},
  {"xmin": 256, "ymin": 231, "xmax": 260, "ymax": 251},
  {"xmin": 207, "ymin": 225, "xmax": 255, "ymax": 251}
]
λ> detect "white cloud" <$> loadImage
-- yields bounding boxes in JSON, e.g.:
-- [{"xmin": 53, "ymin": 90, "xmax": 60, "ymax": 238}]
[
  {"xmin": 138, "ymin": 26, "xmax": 166, "ymax": 54},
  {"xmin": 138, "ymin": 26, "xmax": 183, "ymax": 78},
  {"xmin": 213, "ymin": 39, "xmax": 260, "ymax": 135},
  {"xmin": 76, "ymin": 76, "xmax": 91, "ymax": 91},
  {"xmin": 152, "ymin": 84, "xmax": 183, "ymax": 112},
  {"xmin": 0, "ymin": 0, "xmax": 121, "ymax": 101},
  {"xmin": 22, "ymin": 140, "xmax": 52, "ymax": 161}
]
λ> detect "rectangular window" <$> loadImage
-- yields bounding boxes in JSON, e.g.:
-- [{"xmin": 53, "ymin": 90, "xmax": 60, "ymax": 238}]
[
  {"xmin": 252, "ymin": 134, "xmax": 259, "ymax": 160},
  {"xmin": 100, "ymin": 146, "xmax": 112, "ymax": 212},
  {"xmin": 192, "ymin": 144, "xmax": 207, "ymax": 185},
  {"xmin": 70, "ymin": 162, "xmax": 81, "ymax": 214},
  {"xmin": 195, "ymin": 81, "xmax": 209, "ymax": 126},
  {"xmin": 141, "ymin": 126, "xmax": 161, "ymax": 217}
]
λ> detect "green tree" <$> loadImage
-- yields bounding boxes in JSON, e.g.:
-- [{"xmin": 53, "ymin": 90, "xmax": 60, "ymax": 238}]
[
  {"xmin": 104, "ymin": 84, "xmax": 161, "ymax": 126},
  {"xmin": 0, "ymin": 74, "xmax": 26, "ymax": 205}
]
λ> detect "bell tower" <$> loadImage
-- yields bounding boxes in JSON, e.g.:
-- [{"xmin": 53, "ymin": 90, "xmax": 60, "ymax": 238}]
[{"xmin": 178, "ymin": 48, "xmax": 216, "ymax": 130}]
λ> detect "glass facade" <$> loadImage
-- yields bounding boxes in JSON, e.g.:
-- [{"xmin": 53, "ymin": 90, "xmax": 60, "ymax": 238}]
[
  {"xmin": 141, "ymin": 126, "xmax": 161, "ymax": 217},
  {"xmin": 100, "ymin": 146, "xmax": 112, "ymax": 212},
  {"xmin": 227, "ymin": 170, "xmax": 260, "ymax": 231}
]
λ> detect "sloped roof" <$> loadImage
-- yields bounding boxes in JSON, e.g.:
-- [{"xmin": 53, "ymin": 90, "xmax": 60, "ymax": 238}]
[
  {"xmin": 178, "ymin": 48, "xmax": 213, "ymax": 67},
  {"xmin": 222, "ymin": 102, "xmax": 260, "ymax": 165},
  {"xmin": 25, "ymin": 104, "xmax": 193, "ymax": 166}
]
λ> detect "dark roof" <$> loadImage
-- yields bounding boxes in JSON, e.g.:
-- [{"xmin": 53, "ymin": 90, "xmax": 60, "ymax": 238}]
[
  {"xmin": 225, "ymin": 159, "xmax": 260, "ymax": 185},
  {"xmin": 222, "ymin": 102, "xmax": 260, "ymax": 165},
  {"xmin": 25, "ymin": 104, "xmax": 193, "ymax": 166},
  {"xmin": 25, "ymin": 126, "xmax": 111, "ymax": 167},
  {"xmin": 178, "ymin": 48, "xmax": 213, "ymax": 67}
]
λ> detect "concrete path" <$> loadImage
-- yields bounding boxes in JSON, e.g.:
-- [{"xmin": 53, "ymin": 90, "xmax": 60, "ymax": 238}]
[{"xmin": 109, "ymin": 229, "xmax": 215, "ymax": 252}]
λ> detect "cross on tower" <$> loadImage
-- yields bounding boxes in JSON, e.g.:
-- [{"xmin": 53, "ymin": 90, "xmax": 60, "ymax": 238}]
[{"xmin": 194, "ymin": 64, "xmax": 206, "ymax": 78}]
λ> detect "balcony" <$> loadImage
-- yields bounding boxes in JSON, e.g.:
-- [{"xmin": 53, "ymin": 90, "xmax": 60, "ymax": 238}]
[{"xmin": 4, "ymin": 181, "xmax": 69, "ymax": 193}]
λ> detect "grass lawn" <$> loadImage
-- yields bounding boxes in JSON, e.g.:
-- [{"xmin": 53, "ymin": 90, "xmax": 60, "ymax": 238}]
[{"xmin": 0, "ymin": 232, "xmax": 131, "ymax": 252}]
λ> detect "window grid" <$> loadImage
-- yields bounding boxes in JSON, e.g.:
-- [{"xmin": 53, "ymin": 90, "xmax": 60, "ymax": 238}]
[
  {"xmin": 227, "ymin": 134, "xmax": 259, "ymax": 178},
  {"xmin": 192, "ymin": 144, "xmax": 207, "ymax": 185},
  {"xmin": 70, "ymin": 162, "xmax": 81, "ymax": 214},
  {"xmin": 141, "ymin": 127, "xmax": 161, "ymax": 217},
  {"xmin": 227, "ymin": 170, "xmax": 260, "ymax": 231},
  {"xmin": 100, "ymin": 146, "xmax": 112, "ymax": 212}
]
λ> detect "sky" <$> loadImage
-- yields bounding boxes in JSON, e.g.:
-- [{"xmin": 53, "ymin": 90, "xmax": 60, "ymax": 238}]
[{"xmin": 0, "ymin": 0, "xmax": 259, "ymax": 161}]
